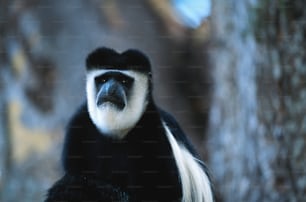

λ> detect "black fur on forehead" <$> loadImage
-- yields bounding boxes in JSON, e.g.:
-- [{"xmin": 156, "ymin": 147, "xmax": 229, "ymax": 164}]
[{"xmin": 86, "ymin": 47, "xmax": 151, "ymax": 73}]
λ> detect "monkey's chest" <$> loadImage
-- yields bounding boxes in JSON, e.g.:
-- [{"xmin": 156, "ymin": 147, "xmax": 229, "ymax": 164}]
[{"xmin": 91, "ymin": 134, "xmax": 181, "ymax": 201}]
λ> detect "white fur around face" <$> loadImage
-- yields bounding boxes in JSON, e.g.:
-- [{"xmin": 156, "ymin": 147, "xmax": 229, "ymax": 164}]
[
  {"xmin": 163, "ymin": 122, "xmax": 214, "ymax": 202},
  {"xmin": 86, "ymin": 69, "xmax": 149, "ymax": 138}
]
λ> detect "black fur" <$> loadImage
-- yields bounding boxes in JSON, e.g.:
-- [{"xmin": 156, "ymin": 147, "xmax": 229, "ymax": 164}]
[
  {"xmin": 86, "ymin": 47, "xmax": 151, "ymax": 74},
  {"xmin": 46, "ymin": 102, "xmax": 187, "ymax": 202},
  {"xmin": 45, "ymin": 174, "xmax": 129, "ymax": 202},
  {"xmin": 45, "ymin": 47, "xmax": 206, "ymax": 202}
]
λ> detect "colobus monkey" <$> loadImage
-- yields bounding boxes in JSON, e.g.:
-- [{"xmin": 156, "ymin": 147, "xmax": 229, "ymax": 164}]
[{"xmin": 45, "ymin": 47, "xmax": 213, "ymax": 202}]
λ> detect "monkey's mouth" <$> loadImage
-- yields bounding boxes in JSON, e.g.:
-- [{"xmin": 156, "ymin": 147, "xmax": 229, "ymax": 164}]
[{"xmin": 97, "ymin": 95, "xmax": 125, "ymax": 110}]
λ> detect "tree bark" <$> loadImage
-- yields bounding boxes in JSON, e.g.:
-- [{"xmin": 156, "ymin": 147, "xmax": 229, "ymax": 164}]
[
  {"xmin": 208, "ymin": 0, "xmax": 306, "ymax": 201},
  {"xmin": 207, "ymin": 0, "xmax": 306, "ymax": 201}
]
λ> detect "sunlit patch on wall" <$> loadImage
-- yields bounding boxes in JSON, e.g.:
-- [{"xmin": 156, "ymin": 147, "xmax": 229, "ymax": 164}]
[
  {"xmin": 172, "ymin": 0, "xmax": 211, "ymax": 28},
  {"xmin": 8, "ymin": 101, "xmax": 54, "ymax": 162}
]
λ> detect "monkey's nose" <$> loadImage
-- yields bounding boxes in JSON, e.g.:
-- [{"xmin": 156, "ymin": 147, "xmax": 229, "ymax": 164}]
[{"xmin": 96, "ymin": 80, "xmax": 126, "ymax": 109}]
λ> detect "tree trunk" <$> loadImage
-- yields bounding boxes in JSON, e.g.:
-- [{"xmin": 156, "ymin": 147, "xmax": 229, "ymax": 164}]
[{"xmin": 208, "ymin": 0, "xmax": 306, "ymax": 201}]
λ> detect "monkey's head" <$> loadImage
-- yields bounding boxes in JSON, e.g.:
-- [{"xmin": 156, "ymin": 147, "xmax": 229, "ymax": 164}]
[{"xmin": 85, "ymin": 47, "xmax": 152, "ymax": 138}]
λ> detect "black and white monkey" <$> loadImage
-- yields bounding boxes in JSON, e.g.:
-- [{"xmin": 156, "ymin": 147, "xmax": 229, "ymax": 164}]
[{"xmin": 45, "ymin": 47, "xmax": 213, "ymax": 202}]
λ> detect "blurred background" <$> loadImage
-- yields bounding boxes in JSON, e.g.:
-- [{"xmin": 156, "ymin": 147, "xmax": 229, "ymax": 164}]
[{"xmin": 0, "ymin": 0, "xmax": 305, "ymax": 201}]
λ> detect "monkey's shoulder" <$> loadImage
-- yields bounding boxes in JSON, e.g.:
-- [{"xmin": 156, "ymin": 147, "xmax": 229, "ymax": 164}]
[
  {"xmin": 63, "ymin": 102, "xmax": 98, "ymax": 146},
  {"xmin": 158, "ymin": 108, "xmax": 199, "ymax": 157}
]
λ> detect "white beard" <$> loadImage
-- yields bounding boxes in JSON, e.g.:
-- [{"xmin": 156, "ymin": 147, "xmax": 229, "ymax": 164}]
[{"xmin": 86, "ymin": 69, "xmax": 149, "ymax": 139}]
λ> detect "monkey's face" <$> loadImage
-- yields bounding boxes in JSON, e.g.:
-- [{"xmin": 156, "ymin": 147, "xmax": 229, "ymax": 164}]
[
  {"xmin": 86, "ymin": 69, "xmax": 149, "ymax": 138},
  {"xmin": 95, "ymin": 71, "xmax": 133, "ymax": 110}
]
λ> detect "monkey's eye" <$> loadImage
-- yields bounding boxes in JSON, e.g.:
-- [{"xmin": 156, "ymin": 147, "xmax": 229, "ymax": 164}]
[
  {"xmin": 120, "ymin": 77, "xmax": 134, "ymax": 87},
  {"xmin": 95, "ymin": 76, "xmax": 108, "ymax": 87},
  {"xmin": 121, "ymin": 79, "xmax": 127, "ymax": 84}
]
